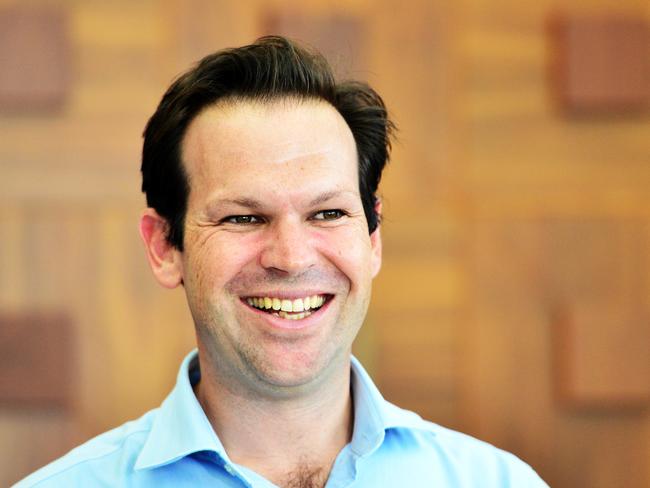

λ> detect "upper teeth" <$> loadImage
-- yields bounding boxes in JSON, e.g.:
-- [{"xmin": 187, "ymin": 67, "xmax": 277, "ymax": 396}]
[{"xmin": 247, "ymin": 295, "xmax": 326, "ymax": 312}]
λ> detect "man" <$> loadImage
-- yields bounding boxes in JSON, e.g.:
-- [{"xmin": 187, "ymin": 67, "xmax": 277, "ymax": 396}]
[{"xmin": 18, "ymin": 36, "xmax": 547, "ymax": 487}]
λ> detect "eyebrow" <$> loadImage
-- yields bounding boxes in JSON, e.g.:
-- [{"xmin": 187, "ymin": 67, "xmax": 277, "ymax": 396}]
[
  {"xmin": 308, "ymin": 190, "xmax": 354, "ymax": 207},
  {"xmin": 206, "ymin": 190, "xmax": 355, "ymax": 213},
  {"xmin": 210, "ymin": 197, "xmax": 263, "ymax": 210}
]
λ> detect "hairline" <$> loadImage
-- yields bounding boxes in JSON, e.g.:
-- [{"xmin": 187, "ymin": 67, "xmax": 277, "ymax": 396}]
[{"xmin": 179, "ymin": 94, "xmax": 360, "ymax": 217}]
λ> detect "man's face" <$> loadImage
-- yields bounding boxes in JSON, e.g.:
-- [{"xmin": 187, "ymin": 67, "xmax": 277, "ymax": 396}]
[{"xmin": 179, "ymin": 99, "xmax": 381, "ymax": 395}]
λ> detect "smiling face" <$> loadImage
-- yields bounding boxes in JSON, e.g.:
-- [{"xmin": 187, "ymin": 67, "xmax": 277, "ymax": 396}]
[{"xmin": 175, "ymin": 98, "xmax": 381, "ymax": 396}]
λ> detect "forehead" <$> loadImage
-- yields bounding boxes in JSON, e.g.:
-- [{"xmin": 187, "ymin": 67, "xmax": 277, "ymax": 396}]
[{"xmin": 181, "ymin": 99, "xmax": 359, "ymax": 203}]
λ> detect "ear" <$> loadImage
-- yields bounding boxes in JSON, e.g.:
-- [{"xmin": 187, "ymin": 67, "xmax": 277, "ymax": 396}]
[
  {"xmin": 370, "ymin": 200, "xmax": 383, "ymax": 278},
  {"xmin": 139, "ymin": 208, "xmax": 183, "ymax": 288}
]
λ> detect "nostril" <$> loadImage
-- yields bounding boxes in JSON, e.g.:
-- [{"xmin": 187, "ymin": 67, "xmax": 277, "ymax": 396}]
[{"xmin": 259, "ymin": 223, "xmax": 318, "ymax": 273}]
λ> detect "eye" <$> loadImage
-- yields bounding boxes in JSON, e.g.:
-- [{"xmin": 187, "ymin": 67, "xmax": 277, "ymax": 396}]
[
  {"xmin": 312, "ymin": 209, "xmax": 346, "ymax": 221},
  {"xmin": 223, "ymin": 215, "xmax": 262, "ymax": 224}
]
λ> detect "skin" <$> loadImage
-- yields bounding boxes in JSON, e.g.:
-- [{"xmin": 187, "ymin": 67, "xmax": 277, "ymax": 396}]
[{"xmin": 140, "ymin": 98, "xmax": 382, "ymax": 486}]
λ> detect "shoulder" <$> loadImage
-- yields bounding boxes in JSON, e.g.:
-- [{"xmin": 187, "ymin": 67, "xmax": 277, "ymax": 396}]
[
  {"xmin": 378, "ymin": 404, "xmax": 548, "ymax": 487},
  {"xmin": 14, "ymin": 409, "xmax": 157, "ymax": 488},
  {"xmin": 422, "ymin": 422, "xmax": 541, "ymax": 475}
]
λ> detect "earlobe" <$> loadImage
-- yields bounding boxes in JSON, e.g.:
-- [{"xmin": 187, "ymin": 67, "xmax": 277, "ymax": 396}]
[{"xmin": 139, "ymin": 209, "xmax": 183, "ymax": 289}]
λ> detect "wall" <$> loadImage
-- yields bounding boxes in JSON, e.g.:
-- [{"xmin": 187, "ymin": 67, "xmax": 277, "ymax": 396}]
[{"xmin": 0, "ymin": 0, "xmax": 648, "ymax": 486}]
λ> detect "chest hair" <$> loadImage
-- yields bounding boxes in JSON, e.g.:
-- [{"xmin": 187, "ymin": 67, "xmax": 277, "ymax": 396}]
[{"xmin": 282, "ymin": 464, "xmax": 327, "ymax": 488}]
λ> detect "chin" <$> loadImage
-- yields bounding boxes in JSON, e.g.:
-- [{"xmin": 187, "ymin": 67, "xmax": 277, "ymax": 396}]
[{"xmin": 246, "ymin": 347, "xmax": 337, "ymax": 391}]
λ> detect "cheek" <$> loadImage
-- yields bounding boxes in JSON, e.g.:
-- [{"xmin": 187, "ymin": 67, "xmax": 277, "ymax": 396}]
[
  {"xmin": 313, "ymin": 228, "xmax": 373, "ymax": 286},
  {"xmin": 185, "ymin": 233, "xmax": 261, "ymax": 292}
]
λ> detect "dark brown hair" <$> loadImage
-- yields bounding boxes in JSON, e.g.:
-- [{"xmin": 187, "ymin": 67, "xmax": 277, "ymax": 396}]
[{"xmin": 141, "ymin": 36, "xmax": 395, "ymax": 250}]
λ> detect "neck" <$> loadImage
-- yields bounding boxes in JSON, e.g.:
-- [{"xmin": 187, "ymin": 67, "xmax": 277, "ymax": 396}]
[{"xmin": 195, "ymin": 352, "xmax": 354, "ymax": 486}]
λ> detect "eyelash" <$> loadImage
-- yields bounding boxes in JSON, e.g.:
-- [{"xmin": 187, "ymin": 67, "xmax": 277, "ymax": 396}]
[
  {"xmin": 223, "ymin": 215, "xmax": 262, "ymax": 225},
  {"xmin": 312, "ymin": 209, "xmax": 346, "ymax": 221},
  {"xmin": 221, "ymin": 209, "xmax": 347, "ymax": 225}
]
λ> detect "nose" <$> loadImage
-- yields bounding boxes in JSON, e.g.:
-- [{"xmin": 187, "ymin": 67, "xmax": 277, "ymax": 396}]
[{"xmin": 259, "ymin": 217, "xmax": 318, "ymax": 275}]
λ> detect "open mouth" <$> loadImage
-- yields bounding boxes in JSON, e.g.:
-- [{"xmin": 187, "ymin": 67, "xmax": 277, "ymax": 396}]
[{"xmin": 244, "ymin": 294, "xmax": 331, "ymax": 321}]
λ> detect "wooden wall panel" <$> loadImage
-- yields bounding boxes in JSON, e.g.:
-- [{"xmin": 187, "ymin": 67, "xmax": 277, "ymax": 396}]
[
  {"xmin": 545, "ymin": 219, "xmax": 650, "ymax": 408},
  {"xmin": 374, "ymin": 308, "xmax": 457, "ymax": 424},
  {"xmin": 0, "ymin": 1, "xmax": 463, "ymax": 483},
  {"xmin": 2, "ymin": 0, "xmax": 649, "ymax": 486},
  {"xmin": 0, "ymin": 312, "xmax": 74, "ymax": 408},
  {"xmin": 0, "ymin": 1, "xmax": 198, "ymax": 475},
  {"xmin": 262, "ymin": 10, "xmax": 366, "ymax": 78},
  {"xmin": 548, "ymin": 14, "xmax": 649, "ymax": 112},
  {"xmin": 0, "ymin": 204, "xmax": 196, "ymax": 487},
  {"xmin": 0, "ymin": 5, "xmax": 71, "ymax": 111},
  {"xmin": 0, "ymin": 413, "xmax": 79, "ymax": 487},
  {"xmin": 554, "ymin": 304, "xmax": 650, "ymax": 408},
  {"xmin": 459, "ymin": 0, "xmax": 650, "ymax": 485}
]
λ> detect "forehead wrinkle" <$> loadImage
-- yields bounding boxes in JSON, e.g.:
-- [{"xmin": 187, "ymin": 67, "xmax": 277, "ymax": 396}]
[
  {"xmin": 189, "ymin": 100, "xmax": 355, "ymax": 168},
  {"xmin": 200, "ymin": 136, "xmax": 343, "ymax": 172},
  {"xmin": 182, "ymin": 98, "xmax": 359, "ymax": 204}
]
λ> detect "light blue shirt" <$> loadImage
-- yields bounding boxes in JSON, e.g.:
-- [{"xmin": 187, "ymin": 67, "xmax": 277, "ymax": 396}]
[{"xmin": 16, "ymin": 350, "xmax": 548, "ymax": 487}]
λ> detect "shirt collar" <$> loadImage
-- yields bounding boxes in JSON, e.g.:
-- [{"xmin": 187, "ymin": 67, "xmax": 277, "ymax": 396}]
[
  {"xmin": 348, "ymin": 356, "xmax": 435, "ymax": 457},
  {"xmin": 134, "ymin": 350, "xmax": 228, "ymax": 470},
  {"xmin": 135, "ymin": 350, "xmax": 434, "ymax": 470}
]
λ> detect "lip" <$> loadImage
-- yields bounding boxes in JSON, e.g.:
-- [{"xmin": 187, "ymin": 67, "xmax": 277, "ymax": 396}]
[{"xmin": 240, "ymin": 294, "xmax": 334, "ymax": 330}]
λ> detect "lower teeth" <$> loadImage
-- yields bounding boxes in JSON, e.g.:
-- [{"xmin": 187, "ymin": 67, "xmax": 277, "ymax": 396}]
[{"xmin": 276, "ymin": 311, "xmax": 312, "ymax": 320}]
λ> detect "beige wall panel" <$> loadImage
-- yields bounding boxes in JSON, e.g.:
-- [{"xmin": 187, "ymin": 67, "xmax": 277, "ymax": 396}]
[
  {"xmin": 75, "ymin": 205, "xmax": 195, "ymax": 432},
  {"xmin": 382, "ymin": 211, "xmax": 462, "ymax": 256},
  {"xmin": 0, "ymin": 166, "xmax": 140, "ymax": 201},
  {"xmin": 463, "ymin": 31, "xmax": 545, "ymax": 66},
  {"xmin": 72, "ymin": 2, "xmax": 165, "ymax": 49},
  {"xmin": 467, "ymin": 126, "xmax": 650, "ymax": 171},
  {"xmin": 465, "ymin": 215, "xmax": 650, "ymax": 486},
  {"xmin": 459, "ymin": 190, "xmax": 650, "ymax": 220},
  {"xmin": 4, "ymin": 0, "xmax": 647, "ymax": 485},
  {"xmin": 463, "ymin": 218, "xmax": 560, "ymax": 478},
  {"xmin": 546, "ymin": 219, "xmax": 649, "ymax": 407},
  {"xmin": 0, "ymin": 412, "xmax": 79, "ymax": 487},
  {"xmin": 0, "ymin": 202, "xmax": 194, "ymax": 431},
  {"xmin": 0, "ymin": 205, "xmax": 27, "ymax": 306},
  {"xmin": 555, "ymin": 304, "xmax": 650, "ymax": 406},
  {"xmin": 553, "ymin": 414, "xmax": 650, "ymax": 488},
  {"xmin": 0, "ymin": 0, "xmax": 437, "ymax": 483},
  {"xmin": 376, "ymin": 309, "xmax": 455, "ymax": 384},
  {"xmin": 167, "ymin": 0, "xmax": 260, "ymax": 66},
  {"xmin": 375, "ymin": 258, "xmax": 463, "ymax": 310},
  {"xmin": 373, "ymin": 305, "xmax": 457, "ymax": 426},
  {"xmin": 369, "ymin": 0, "xmax": 458, "ymax": 202}
]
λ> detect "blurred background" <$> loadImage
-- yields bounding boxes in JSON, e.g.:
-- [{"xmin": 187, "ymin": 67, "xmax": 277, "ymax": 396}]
[{"xmin": 1, "ymin": 0, "xmax": 649, "ymax": 486}]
